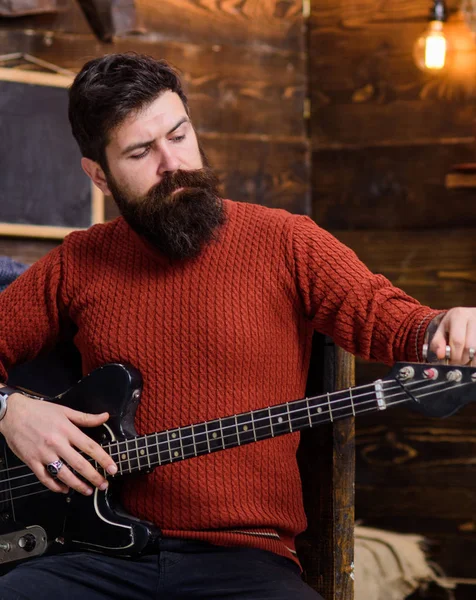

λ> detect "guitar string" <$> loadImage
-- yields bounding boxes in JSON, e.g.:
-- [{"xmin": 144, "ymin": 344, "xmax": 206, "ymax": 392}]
[
  {"xmin": 2, "ymin": 396, "xmax": 416, "ymax": 503},
  {"xmin": 0, "ymin": 376, "xmax": 470, "ymax": 487},
  {"xmin": 0, "ymin": 376, "xmax": 427, "ymax": 479},
  {"xmin": 0, "ymin": 377, "xmax": 472, "ymax": 499},
  {"xmin": 0, "ymin": 383, "xmax": 415, "ymax": 493},
  {"xmin": 1, "ymin": 381, "xmax": 470, "ymax": 503},
  {"xmin": 101, "ymin": 377, "xmax": 474, "ymax": 456},
  {"xmin": 0, "ymin": 380, "xmax": 389, "ymax": 478}
]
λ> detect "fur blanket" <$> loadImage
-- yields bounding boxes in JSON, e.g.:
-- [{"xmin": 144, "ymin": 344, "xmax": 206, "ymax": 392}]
[{"xmin": 355, "ymin": 525, "xmax": 454, "ymax": 600}]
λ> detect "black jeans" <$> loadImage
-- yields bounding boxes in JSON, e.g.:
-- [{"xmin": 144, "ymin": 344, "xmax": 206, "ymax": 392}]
[{"xmin": 0, "ymin": 538, "xmax": 324, "ymax": 599}]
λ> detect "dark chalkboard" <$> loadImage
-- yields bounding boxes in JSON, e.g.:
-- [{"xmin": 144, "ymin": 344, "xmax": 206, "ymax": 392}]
[{"xmin": 0, "ymin": 68, "xmax": 104, "ymax": 239}]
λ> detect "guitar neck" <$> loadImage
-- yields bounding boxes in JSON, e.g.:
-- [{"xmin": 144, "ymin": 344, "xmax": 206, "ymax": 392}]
[{"xmin": 103, "ymin": 378, "xmax": 408, "ymax": 477}]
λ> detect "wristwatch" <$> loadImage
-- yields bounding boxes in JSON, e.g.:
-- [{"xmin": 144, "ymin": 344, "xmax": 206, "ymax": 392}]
[{"xmin": 0, "ymin": 386, "xmax": 18, "ymax": 421}]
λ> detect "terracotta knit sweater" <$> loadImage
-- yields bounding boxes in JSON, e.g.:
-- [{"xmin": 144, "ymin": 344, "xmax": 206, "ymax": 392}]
[{"xmin": 0, "ymin": 200, "xmax": 440, "ymax": 562}]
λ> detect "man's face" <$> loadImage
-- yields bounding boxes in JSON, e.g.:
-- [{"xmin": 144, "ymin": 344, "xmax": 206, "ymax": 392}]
[
  {"xmin": 89, "ymin": 90, "xmax": 226, "ymax": 260},
  {"xmin": 105, "ymin": 90, "xmax": 204, "ymax": 199}
]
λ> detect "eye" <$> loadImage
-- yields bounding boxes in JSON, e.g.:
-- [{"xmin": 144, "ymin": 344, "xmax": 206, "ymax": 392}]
[
  {"xmin": 130, "ymin": 147, "xmax": 150, "ymax": 160},
  {"xmin": 170, "ymin": 134, "xmax": 185, "ymax": 143}
]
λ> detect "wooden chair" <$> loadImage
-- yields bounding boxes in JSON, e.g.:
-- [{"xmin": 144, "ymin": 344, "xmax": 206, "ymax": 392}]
[{"xmin": 296, "ymin": 333, "xmax": 355, "ymax": 600}]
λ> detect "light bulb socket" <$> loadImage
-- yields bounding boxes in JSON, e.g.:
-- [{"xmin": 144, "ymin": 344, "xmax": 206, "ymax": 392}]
[{"xmin": 429, "ymin": 0, "xmax": 448, "ymax": 23}]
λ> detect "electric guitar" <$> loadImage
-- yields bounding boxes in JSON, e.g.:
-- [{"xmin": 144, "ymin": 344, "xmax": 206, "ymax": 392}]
[{"xmin": 0, "ymin": 361, "xmax": 474, "ymax": 566}]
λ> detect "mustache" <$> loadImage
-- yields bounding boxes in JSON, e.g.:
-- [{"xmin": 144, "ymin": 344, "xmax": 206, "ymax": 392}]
[{"xmin": 146, "ymin": 168, "xmax": 220, "ymax": 200}]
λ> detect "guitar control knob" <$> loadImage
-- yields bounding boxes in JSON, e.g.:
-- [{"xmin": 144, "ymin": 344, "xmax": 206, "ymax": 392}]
[
  {"xmin": 0, "ymin": 541, "xmax": 11, "ymax": 552},
  {"xmin": 18, "ymin": 534, "xmax": 36, "ymax": 552}
]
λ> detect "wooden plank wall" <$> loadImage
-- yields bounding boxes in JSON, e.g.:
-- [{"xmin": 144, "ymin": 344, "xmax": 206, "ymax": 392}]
[
  {"xmin": 0, "ymin": 0, "xmax": 308, "ymax": 262},
  {"xmin": 310, "ymin": 1, "xmax": 476, "ymax": 596}
]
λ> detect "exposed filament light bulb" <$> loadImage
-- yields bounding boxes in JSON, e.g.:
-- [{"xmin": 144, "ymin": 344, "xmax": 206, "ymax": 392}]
[
  {"xmin": 413, "ymin": 1, "xmax": 449, "ymax": 72},
  {"xmin": 423, "ymin": 21, "xmax": 447, "ymax": 69}
]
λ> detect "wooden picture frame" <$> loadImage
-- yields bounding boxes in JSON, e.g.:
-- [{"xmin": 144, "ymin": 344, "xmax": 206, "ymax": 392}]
[{"xmin": 0, "ymin": 66, "xmax": 104, "ymax": 239}]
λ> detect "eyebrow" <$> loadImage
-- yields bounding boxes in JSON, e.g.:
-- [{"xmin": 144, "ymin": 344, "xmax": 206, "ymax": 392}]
[
  {"xmin": 167, "ymin": 117, "xmax": 189, "ymax": 135},
  {"xmin": 121, "ymin": 117, "xmax": 190, "ymax": 156}
]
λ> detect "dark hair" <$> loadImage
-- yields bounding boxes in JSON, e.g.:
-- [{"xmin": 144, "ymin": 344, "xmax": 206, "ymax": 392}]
[{"xmin": 68, "ymin": 52, "xmax": 189, "ymax": 171}]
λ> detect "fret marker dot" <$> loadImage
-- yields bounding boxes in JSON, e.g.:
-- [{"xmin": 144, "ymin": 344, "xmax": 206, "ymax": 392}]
[
  {"xmin": 212, "ymin": 432, "xmax": 218, "ymax": 439},
  {"xmin": 171, "ymin": 433, "xmax": 177, "ymax": 439},
  {"xmin": 243, "ymin": 425, "xmax": 249, "ymax": 432},
  {"xmin": 174, "ymin": 451, "xmax": 179, "ymax": 458},
  {"xmin": 140, "ymin": 450, "xmax": 145, "ymax": 456},
  {"xmin": 278, "ymin": 417, "xmax": 283, "ymax": 424},
  {"xmin": 121, "ymin": 454, "xmax": 126, "ymax": 460},
  {"xmin": 317, "ymin": 408, "xmax": 322, "ymax": 414}
]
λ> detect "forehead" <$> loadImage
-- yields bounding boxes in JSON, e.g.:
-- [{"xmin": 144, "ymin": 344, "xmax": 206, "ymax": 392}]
[{"xmin": 109, "ymin": 91, "xmax": 188, "ymax": 149}]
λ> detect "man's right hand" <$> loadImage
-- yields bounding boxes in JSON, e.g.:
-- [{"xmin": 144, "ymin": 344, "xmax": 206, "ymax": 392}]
[{"xmin": 0, "ymin": 392, "xmax": 117, "ymax": 495}]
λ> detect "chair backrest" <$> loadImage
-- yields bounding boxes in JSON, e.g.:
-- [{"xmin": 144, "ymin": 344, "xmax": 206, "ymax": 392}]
[
  {"xmin": 296, "ymin": 333, "xmax": 355, "ymax": 600},
  {"xmin": 7, "ymin": 340, "xmax": 82, "ymax": 395}
]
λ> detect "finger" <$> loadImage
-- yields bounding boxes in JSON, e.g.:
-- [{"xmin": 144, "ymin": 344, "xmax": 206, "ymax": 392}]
[
  {"xmin": 447, "ymin": 321, "xmax": 467, "ymax": 364},
  {"xmin": 31, "ymin": 462, "xmax": 70, "ymax": 494},
  {"xmin": 65, "ymin": 409, "xmax": 110, "ymax": 428},
  {"xmin": 69, "ymin": 428, "xmax": 117, "ymax": 476},
  {"xmin": 431, "ymin": 321, "xmax": 448, "ymax": 360},
  {"xmin": 59, "ymin": 444, "xmax": 109, "ymax": 490},
  {"xmin": 463, "ymin": 320, "xmax": 476, "ymax": 364},
  {"xmin": 50, "ymin": 461, "xmax": 94, "ymax": 496}
]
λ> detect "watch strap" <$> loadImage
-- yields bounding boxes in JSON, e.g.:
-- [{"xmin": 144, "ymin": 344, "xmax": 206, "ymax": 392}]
[{"xmin": 0, "ymin": 385, "xmax": 19, "ymax": 421}]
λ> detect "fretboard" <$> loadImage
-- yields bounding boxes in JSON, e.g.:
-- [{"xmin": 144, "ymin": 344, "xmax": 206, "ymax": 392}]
[{"xmin": 99, "ymin": 378, "xmax": 408, "ymax": 477}]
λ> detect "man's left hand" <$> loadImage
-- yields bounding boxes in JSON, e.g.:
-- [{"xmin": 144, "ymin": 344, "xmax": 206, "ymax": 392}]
[{"xmin": 431, "ymin": 307, "xmax": 476, "ymax": 364}]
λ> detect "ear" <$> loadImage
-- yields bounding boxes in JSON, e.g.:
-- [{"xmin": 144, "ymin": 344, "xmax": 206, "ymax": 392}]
[{"xmin": 81, "ymin": 157, "xmax": 112, "ymax": 196}]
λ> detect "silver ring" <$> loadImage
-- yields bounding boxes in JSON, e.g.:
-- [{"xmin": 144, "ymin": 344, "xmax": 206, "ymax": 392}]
[
  {"xmin": 445, "ymin": 345, "xmax": 451, "ymax": 362},
  {"xmin": 46, "ymin": 459, "xmax": 64, "ymax": 479},
  {"xmin": 470, "ymin": 348, "xmax": 475, "ymax": 362},
  {"xmin": 422, "ymin": 343, "xmax": 429, "ymax": 361}
]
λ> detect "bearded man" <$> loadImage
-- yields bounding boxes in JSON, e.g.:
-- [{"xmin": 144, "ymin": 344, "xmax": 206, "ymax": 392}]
[{"xmin": 0, "ymin": 53, "xmax": 473, "ymax": 599}]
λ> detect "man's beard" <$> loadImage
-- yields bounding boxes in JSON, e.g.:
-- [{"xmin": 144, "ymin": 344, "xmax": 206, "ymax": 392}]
[{"xmin": 109, "ymin": 168, "xmax": 227, "ymax": 261}]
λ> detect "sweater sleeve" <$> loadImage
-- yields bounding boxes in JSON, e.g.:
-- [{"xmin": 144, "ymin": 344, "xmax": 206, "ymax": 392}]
[
  {"xmin": 0, "ymin": 245, "xmax": 70, "ymax": 381},
  {"xmin": 291, "ymin": 215, "xmax": 443, "ymax": 365}
]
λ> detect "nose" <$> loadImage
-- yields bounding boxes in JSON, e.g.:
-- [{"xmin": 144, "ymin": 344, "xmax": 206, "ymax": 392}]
[{"xmin": 157, "ymin": 144, "xmax": 181, "ymax": 175}]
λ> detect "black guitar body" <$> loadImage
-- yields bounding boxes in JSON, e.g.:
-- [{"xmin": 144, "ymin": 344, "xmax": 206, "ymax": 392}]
[{"xmin": 0, "ymin": 364, "xmax": 159, "ymax": 565}]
